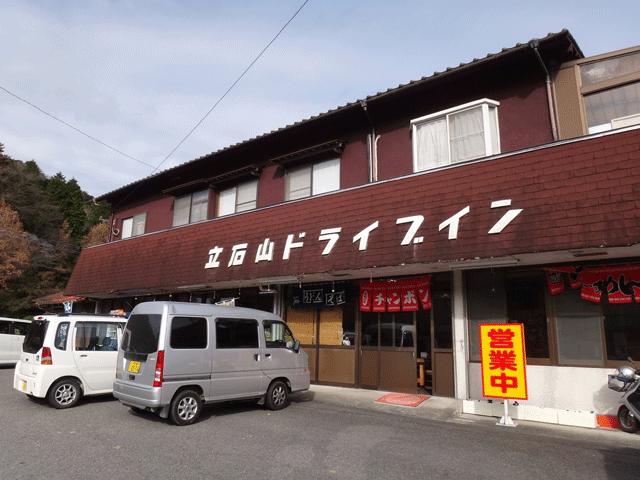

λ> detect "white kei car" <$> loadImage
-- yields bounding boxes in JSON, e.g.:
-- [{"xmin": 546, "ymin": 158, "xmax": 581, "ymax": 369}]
[{"xmin": 14, "ymin": 314, "xmax": 124, "ymax": 408}]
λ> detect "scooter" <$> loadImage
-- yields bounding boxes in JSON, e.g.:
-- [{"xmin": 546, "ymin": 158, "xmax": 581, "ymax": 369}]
[{"xmin": 608, "ymin": 357, "xmax": 640, "ymax": 433}]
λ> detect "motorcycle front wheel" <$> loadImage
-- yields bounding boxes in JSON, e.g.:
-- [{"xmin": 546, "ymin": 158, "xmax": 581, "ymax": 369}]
[{"xmin": 617, "ymin": 405, "xmax": 640, "ymax": 433}]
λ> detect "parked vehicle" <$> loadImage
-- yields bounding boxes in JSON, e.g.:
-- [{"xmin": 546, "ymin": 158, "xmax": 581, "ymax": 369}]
[
  {"xmin": 113, "ymin": 301, "xmax": 310, "ymax": 425},
  {"xmin": 607, "ymin": 357, "xmax": 640, "ymax": 433},
  {"xmin": 13, "ymin": 314, "xmax": 124, "ymax": 408},
  {"xmin": 0, "ymin": 317, "xmax": 30, "ymax": 365}
]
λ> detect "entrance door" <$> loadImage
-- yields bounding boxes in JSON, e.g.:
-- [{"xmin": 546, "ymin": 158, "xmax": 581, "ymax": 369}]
[
  {"xmin": 358, "ymin": 311, "xmax": 417, "ymax": 393},
  {"xmin": 431, "ymin": 293, "xmax": 454, "ymax": 397}
]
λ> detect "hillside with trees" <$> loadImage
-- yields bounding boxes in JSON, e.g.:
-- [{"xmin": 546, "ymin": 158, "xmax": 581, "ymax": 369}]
[{"xmin": 0, "ymin": 142, "xmax": 110, "ymax": 318}]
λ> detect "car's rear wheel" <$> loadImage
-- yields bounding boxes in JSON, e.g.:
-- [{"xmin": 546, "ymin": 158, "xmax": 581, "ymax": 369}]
[
  {"xmin": 170, "ymin": 390, "xmax": 202, "ymax": 426},
  {"xmin": 265, "ymin": 380, "xmax": 288, "ymax": 411},
  {"xmin": 48, "ymin": 379, "xmax": 82, "ymax": 409}
]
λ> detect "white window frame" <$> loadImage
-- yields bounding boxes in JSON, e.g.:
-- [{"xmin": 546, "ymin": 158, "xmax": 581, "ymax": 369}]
[
  {"xmin": 217, "ymin": 180, "xmax": 258, "ymax": 217},
  {"xmin": 285, "ymin": 158, "xmax": 340, "ymax": 201},
  {"xmin": 121, "ymin": 212, "xmax": 146, "ymax": 239},
  {"xmin": 173, "ymin": 189, "xmax": 209, "ymax": 227},
  {"xmin": 411, "ymin": 98, "xmax": 500, "ymax": 173}
]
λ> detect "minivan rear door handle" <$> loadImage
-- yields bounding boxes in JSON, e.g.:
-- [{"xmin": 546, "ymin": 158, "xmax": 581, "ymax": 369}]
[{"xmin": 265, "ymin": 354, "xmax": 271, "ymax": 360}]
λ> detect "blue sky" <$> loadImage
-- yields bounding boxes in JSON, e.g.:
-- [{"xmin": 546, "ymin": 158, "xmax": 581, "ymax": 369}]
[{"xmin": 1, "ymin": 1, "xmax": 637, "ymax": 197}]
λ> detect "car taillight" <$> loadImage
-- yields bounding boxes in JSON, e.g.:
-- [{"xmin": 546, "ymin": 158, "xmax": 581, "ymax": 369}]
[
  {"xmin": 41, "ymin": 347, "xmax": 53, "ymax": 365},
  {"xmin": 153, "ymin": 350, "xmax": 164, "ymax": 387}
]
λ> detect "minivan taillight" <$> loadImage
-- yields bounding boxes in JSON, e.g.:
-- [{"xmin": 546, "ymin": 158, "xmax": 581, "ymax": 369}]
[
  {"xmin": 41, "ymin": 347, "xmax": 53, "ymax": 365},
  {"xmin": 153, "ymin": 350, "xmax": 164, "ymax": 387}
]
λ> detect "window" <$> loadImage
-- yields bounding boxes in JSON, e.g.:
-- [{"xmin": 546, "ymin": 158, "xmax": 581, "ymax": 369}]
[
  {"xmin": 467, "ymin": 269, "xmax": 549, "ymax": 362},
  {"xmin": 216, "ymin": 319, "xmax": 259, "ymax": 349},
  {"xmin": 217, "ymin": 180, "xmax": 258, "ymax": 217},
  {"xmin": 170, "ymin": 316, "xmax": 207, "ymax": 349},
  {"xmin": 122, "ymin": 212, "xmax": 146, "ymax": 239},
  {"xmin": 75, "ymin": 322, "xmax": 119, "ymax": 351},
  {"xmin": 263, "ymin": 321, "xmax": 297, "ymax": 350},
  {"xmin": 54, "ymin": 322, "xmax": 70, "ymax": 350},
  {"xmin": 584, "ymin": 82, "xmax": 640, "ymax": 133},
  {"xmin": 580, "ymin": 51, "xmax": 640, "ymax": 134},
  {"xmin": 285, "ymin": 158, "xmax": 340, "ymax": 201},
  {"xmin": 411, "ymin": 99, "xmax": 500, "ymax": 172},
  {"xmin": 122, "ymin": 314, "xmax": 162, "ymax": 355},
  {"xmin": 603, "ymin": 303, "xmax": 640, "ymax": 362},
  {"xmin": 173, "ymin": 190, "xmax": 209, "ymax": 226},
  {"xmin": 554, "ymin": 288, "xmax": 603, "ymax": 366}
]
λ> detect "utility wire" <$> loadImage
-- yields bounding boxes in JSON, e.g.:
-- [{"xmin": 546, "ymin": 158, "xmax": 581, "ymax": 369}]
[
  {"xmin": 111, "ymin": 0, "xmax": 310, "ymax": 209},
  {"xmin": 152, "ymin": 0, "xmax": 310, "ymax": 174},
  {"xmin": 1, "ymin": 0, "xmax": 310, "ymax": 208},
  {"xmin": 0, "ymin": 86, "xmax": 156, "ymax": 170}
]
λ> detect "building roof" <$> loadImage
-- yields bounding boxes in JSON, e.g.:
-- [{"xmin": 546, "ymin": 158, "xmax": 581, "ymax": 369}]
[{"xmin": 98, "ymin": 30, "xmax": 582, "ymax": 206}]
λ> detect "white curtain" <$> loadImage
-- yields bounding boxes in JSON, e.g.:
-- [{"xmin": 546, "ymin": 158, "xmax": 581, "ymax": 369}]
[
  {"xmin": 217, "ymin": 188, "xmax": 236, "ymax": 217},
  {"xmin": 449, "ymin": 106, "xmax": 484, "ymax": 163},
  {"xmin": 235, "ymin": 181, "xmax": 258, "ymax": 212},
  {"xmin": 312, "ymin": 158, "xmax": 340, "ymax": 195},
  {"xmin": 415, "ymin": 118, "xmax": 448, "ymax": 171}
]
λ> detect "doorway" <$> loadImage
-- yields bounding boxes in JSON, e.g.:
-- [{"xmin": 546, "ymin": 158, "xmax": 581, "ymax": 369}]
[{"xmin": 357, "ymin": 275, "xmax": 454, "ymax": 396}]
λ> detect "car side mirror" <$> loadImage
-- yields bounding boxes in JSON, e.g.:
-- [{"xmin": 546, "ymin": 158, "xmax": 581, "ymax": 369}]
[{"xmin": 294, "ymin": 340, "xmax": 300, "ymax": 353}]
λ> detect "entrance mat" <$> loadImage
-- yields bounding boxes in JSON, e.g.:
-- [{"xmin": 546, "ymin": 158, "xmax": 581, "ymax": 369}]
[{"xmin": 376, "ymin": 393, "xmax": 430, "ymax": 407}]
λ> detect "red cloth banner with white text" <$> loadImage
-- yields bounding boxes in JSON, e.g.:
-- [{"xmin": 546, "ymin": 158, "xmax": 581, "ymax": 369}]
[
  {"xmin": 580, "ymin": 265, "xmax": 640, "ymax": 303},
  {"xmin": 544, "ymin": 265, "xmax": 640, "ymax": 303},
  {"xmin": 360, "ymin": 277, "xmax": 431, "ymax": 312}
]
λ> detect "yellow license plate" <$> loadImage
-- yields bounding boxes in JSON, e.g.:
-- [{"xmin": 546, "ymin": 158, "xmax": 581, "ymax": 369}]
[
  {"xmin": 128, "ymin": 361, "xmax": 141, "ymax": 374},
  {"xmin": 21, "ymin": 380, "xmax": 27, "ymax": 391}
]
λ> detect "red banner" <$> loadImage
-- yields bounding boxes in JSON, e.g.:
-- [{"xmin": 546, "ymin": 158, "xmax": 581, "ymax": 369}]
[
  {"xmin": 544, "ymin": 265, "xmax": 640, "ymax": 303},
  {"xmin": 360, "ymin": 277, "xmax": 431, "ymax": 312},
  {"xmin": 581, "ymin": 265, "xmax": 640, "ymax": 303},
  {"xmin": 544, "ymin": 266, "xmax": 584, "ymax": 295}
]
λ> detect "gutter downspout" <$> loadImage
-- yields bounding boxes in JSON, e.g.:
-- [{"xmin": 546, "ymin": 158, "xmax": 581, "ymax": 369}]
[
  {"xmin": 360, "ymin": 100, "xmax": 378, "ymax": 182},
  {"xmin": 529, "ymin": 39, "xmax": 559, "ymax": 141}
]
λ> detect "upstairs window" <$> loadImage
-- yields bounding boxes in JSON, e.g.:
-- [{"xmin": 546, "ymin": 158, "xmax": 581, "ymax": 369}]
[
  {"xmin": 580, "ymin": 50, "xmax": 640, "ymax": 134},
  {"xmin": 173, "ymin": 189, "xmax": 209, "ymax": 227},
  {"xmin": 122, "ymin": 212, "xmax": 146, "ymax": 239},
  {"xmin": 285, "ymin": 158, "xmax": 340, "ymax": 201},
  {"xmin": 217, "ymin": 180, "xmax": 258, "ymax": 217},
  {"xmin": 411, "ymin": 99, "xmax": 500, "ymax": 172}
]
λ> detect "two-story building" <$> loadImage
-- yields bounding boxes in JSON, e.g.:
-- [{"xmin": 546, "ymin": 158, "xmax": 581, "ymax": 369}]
[{"xmin": 64, "ymin": 30, "xmax": 640, "ymax": 426}]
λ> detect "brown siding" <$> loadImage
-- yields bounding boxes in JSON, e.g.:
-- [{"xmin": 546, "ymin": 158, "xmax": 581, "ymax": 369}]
[{"xmin": 67, "ymin": 129, "xmax": 640, "ymax": 296}]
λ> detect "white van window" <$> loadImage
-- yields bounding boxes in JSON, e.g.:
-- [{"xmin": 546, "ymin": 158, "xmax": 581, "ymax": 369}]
[
  {"xmin": 263, "ymin": 321, "xmax": 296, "ymax": 350},
  {"xmin": 170, "ymin": 317, "xmax": 207, "ymax": 349},
  {"xmin": 0, "ymin": 320, "xmax": 9, "ymax": 334},
  {"xmin": 216, "ymin": 319, "xmax": 259, "ymax": 349},
  {"xmin": 75, "ymin": 322, "xmax": 118, "ymax": 351},
  {"xmin": 55, "ymin": 322, "xmax": 70, "ymax": 350}
]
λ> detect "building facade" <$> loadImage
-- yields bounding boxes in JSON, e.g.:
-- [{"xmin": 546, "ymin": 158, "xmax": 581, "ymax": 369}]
[{"xmin": 64, "ymin": 31, "xmax": 640, "ymax": 425}]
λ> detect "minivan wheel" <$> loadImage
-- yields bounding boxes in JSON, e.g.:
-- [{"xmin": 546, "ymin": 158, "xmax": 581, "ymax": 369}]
[
  {"xmin": 170, "ymin": 390, "xmax": 202, "ymax": 426},
  {"xmin": 618, "ymin": 405, "xmax": 640, "ymax": 433},
  {"xmin": 265, "ymin": 380, "xmax": 288, "ymax": 411},
  {"xmin": 48, "ymin": 379, "xmax": 82, "ymax": 409}
]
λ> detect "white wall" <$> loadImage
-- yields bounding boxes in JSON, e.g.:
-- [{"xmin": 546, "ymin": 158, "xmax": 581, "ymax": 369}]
[{"xmin": 468, "ymin": 363, "xmax": 624, "ymax": 415}]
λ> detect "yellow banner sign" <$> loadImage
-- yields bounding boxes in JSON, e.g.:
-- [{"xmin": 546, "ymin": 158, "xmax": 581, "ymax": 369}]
[{"xmin": 479, "ymin": 324, "xmax": 528, "ymax": 400}]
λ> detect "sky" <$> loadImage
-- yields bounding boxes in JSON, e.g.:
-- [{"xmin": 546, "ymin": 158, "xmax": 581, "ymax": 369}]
[{"xmin": 1, "ymin": 1, "xmax": 638, "ymax": 198}]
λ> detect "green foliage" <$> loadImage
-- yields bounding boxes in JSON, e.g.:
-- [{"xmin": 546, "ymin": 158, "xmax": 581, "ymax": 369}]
[{"xmin": 0, "ymin": 145, "xmax": 109, "ymax": 317}]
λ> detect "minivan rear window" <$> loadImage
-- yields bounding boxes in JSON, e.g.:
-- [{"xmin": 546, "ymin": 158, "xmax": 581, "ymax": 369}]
[
  {"xmin": 23, "ymin": 320, "xmax": 49, "ymax": 354},
  {"xmin": 122, "ymin": 314, "xmax": 161, "ymax": 355}
]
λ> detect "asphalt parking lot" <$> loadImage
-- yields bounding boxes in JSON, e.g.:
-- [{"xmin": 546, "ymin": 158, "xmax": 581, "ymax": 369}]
[{"xmin": 3, "ymin": 365, "xmax": 640, "ymax": 480}]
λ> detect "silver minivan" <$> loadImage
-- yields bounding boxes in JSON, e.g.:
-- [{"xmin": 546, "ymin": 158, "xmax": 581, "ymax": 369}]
[{"xmin": 112, "ymin": 301, "xmax": 310, "ymax": 425}]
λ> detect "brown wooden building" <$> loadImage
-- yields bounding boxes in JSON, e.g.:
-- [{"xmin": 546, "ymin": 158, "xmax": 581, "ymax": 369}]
[{"xmin": 64, "ymin": 31, "xmax": 640, "ymax": 424}]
